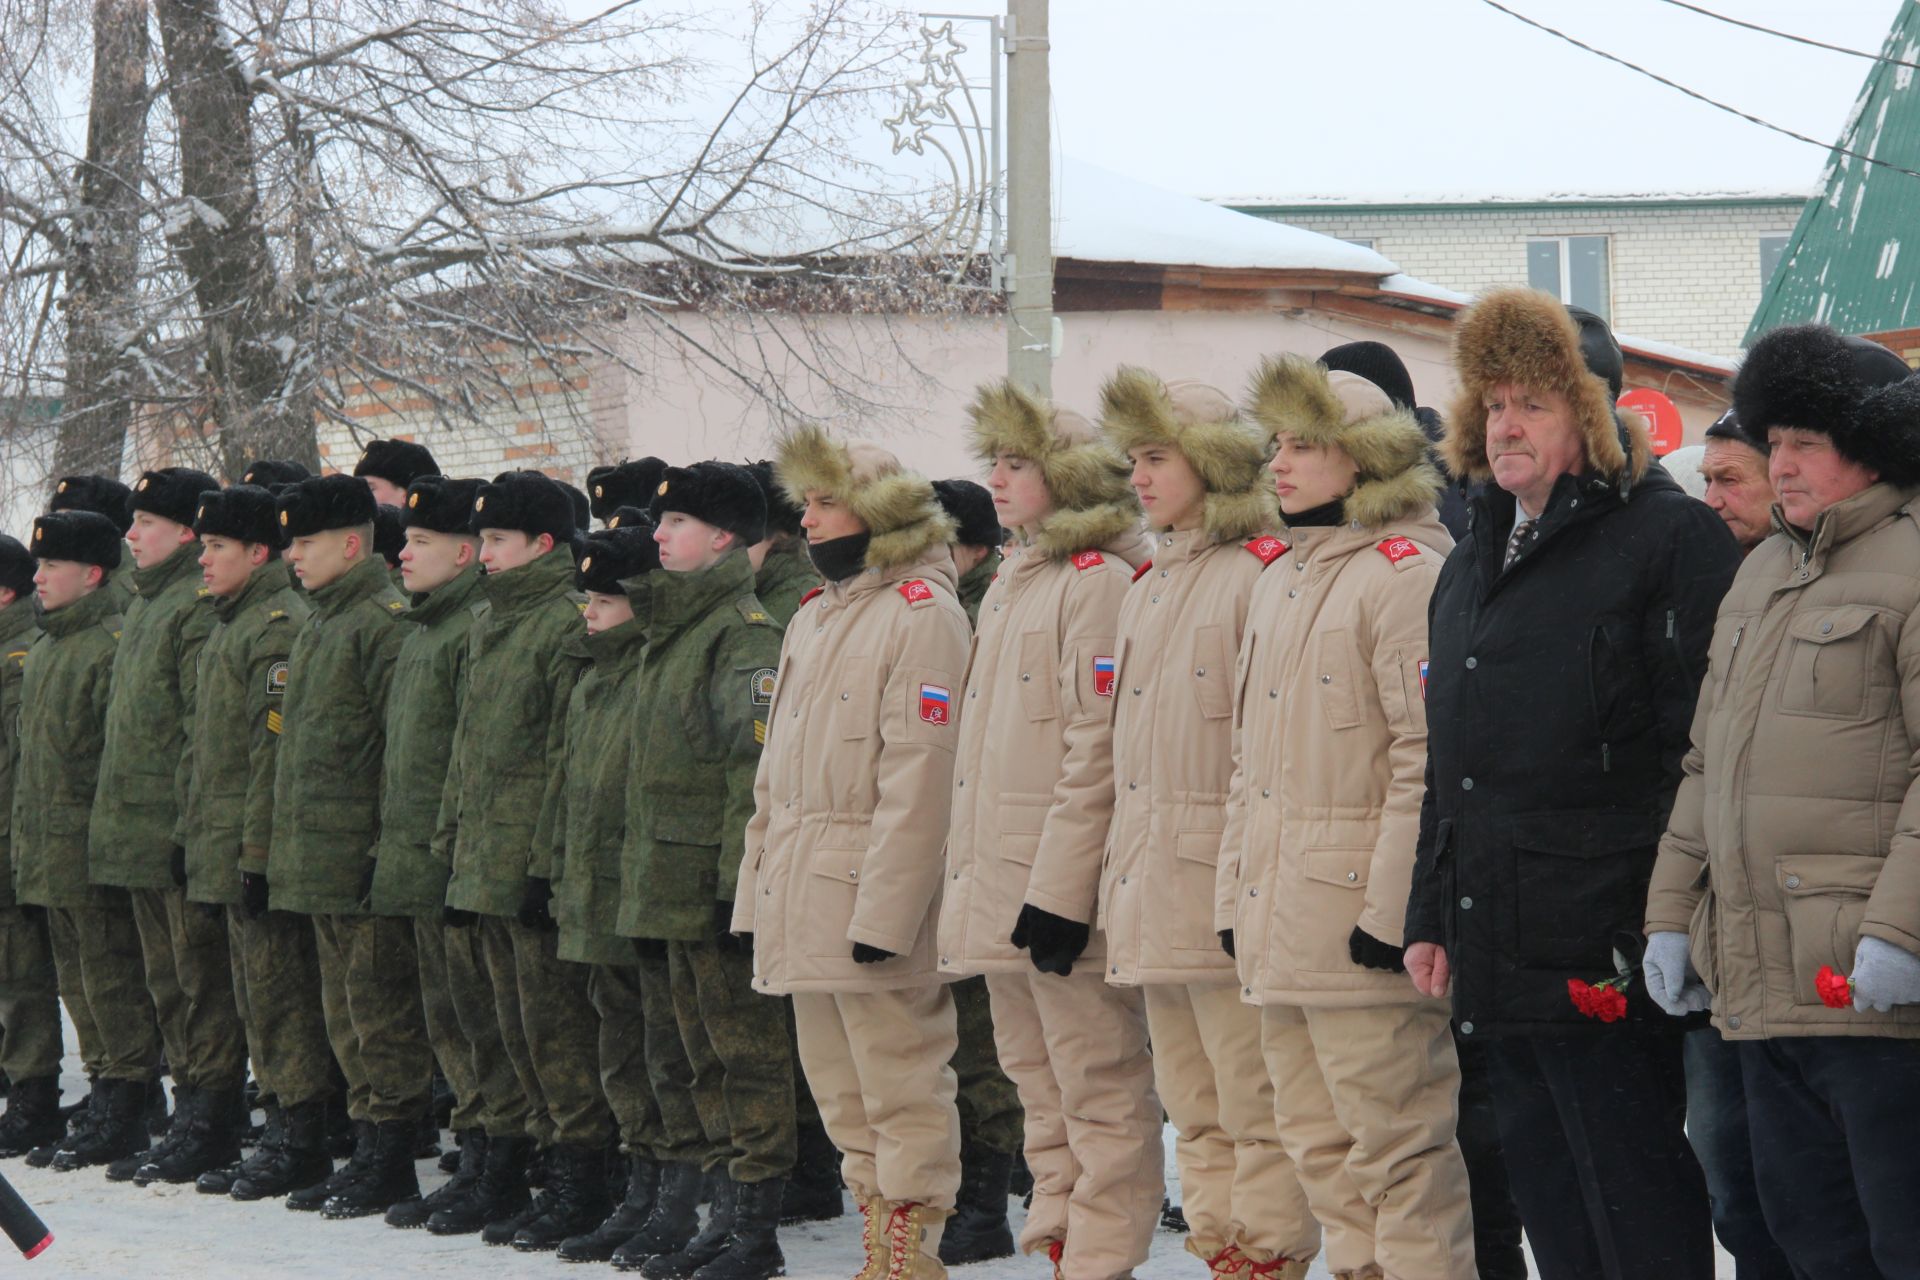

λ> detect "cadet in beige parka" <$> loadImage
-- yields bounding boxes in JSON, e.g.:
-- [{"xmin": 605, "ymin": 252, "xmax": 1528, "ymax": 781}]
[{"xmin": 938, "ymin": 382, "xmax": 1163, "ymax": 1280}]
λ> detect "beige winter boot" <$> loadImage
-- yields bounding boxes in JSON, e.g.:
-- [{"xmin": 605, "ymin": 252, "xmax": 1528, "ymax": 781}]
[
  {"xmin": 1187, "ymin": 1240, "xmax": 1248, "ymax": 1277},
  {"xmin": 1241, "ymin": 1251, "xmax": 1312, "ymax": 1280},
  {"xmin": 881, "ymin": 1201, "xmax": 952, "ymax": 1280},
  {"xmin": 853, "ymin": 1195, "xmax": 896, "ymax": 1280}
]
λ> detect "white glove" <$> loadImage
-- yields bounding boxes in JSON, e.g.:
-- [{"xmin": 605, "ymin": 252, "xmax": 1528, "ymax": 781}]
[
  {"xmin": 1643, "ymin": 931, "xmax": 1711, "ymax": 1016},
  {"xmin": 1851, "ymin": 937, "xmax": 1920, "ymax": 1013}
]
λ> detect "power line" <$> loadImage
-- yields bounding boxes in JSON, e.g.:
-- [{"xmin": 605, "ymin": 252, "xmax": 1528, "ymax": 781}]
[
  {"xmin": 1656, "ymin": 0, "xmax": 1920, "ymax": 72},
  {"xmin": 1476, "ymin": 0, "xmax": 1920, "ymax": 185}
]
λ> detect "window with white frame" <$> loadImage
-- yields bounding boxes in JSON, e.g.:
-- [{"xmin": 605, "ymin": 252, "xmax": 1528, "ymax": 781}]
[
  {"xmin": 1526, "ymin": 235, "xmax": 1611, "ymax": 323},
  {"xmin": 1759, "ymin": 234, "xmax": 1791, "ymax": 288}
]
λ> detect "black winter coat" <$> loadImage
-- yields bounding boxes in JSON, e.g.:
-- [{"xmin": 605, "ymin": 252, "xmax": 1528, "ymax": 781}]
[{"xmin": 1404, "ymin": 458, "xmax": 1739, "ymax": 1035}]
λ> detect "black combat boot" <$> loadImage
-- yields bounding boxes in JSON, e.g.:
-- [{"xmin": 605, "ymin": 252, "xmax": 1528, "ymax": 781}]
[
  {"xmin": 114, "ymin": 1084, "xmax": 197, "ymax": 1182},
  {"xmin": 0, "ymin": 1078, "xmax": 65, "ymax": 1158},
  {"xmin": 30, "ymin": 1079, "xmax": 100, "ymax": 1167},
  {"xmin": 688, "ymin": 1177, "xmax": 786, "ymax": 1280},
  {"xmin": 425, "ymin": 1132, "xmax": 534, "ymax": 1236},
  {"xmin": 779, "ymin": 1122, "xmax": 843, "ymax": 1224},
  {"xmin": 229, "ymin": 1099, "xmax": 332, "ymax": 1201},
  {"xmin": 559, "ymin": 1153, "xmax": 660, "ymax": 1262},
  {"xmin": 201, "ymin": 1100, "xmax": 281, "ymax": 1194},
  {"xmin": 610, "ymin": 1160, "xmax": 704, "ymax": 1271},
  {"xmin": 389, "ymin": 1128, "xmax": 486, "ymax": 1228},
  {"xmin": 289, "ymin": 1118, "xmax": 374, "ymax": 1211},
  {"xmin": 322, "ymin": 1118, "xmax": 421, "ymax": 1219},
  {"xmin": 50, "ymin": 1077, "xmax": 149, "ymax": 1171},
  {"xmin": 639, "ymin": 1173, "xmax": 738, "ymax": 1278},
  {"xmin": 137, "ymin": 1085, "xmax": 244, "ymax": 1185},
  {"xmin": 510, "ymin": 1141, "xmax": 616, "ymax": 1251},
  {"xmin": 938, "ymin": 1143, "xmax": 1015, "ymax": 1265}
]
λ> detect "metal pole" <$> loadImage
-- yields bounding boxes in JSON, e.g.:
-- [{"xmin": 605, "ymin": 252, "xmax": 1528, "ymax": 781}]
[{"xmin": 1004, "ymin": 0, "xmax": 1052, "ymax": 395}]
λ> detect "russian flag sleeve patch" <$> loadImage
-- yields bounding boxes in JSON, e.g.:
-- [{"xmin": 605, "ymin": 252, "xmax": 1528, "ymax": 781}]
[
  {"xmin": 1093, "ymin": 655, "xmax": 1116, "ymax": 697},
  {"xmin": 918, "ymin": 683, "xmax": 951, "ymax": 724}
]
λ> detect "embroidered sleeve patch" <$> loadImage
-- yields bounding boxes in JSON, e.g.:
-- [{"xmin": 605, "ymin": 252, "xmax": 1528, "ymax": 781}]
[
  {"xmin": 266, "ymin": 709, "xmax": 284, "ymax": 735},
  {"xmin": 1092, "ymin": 655, "xmax": 1116, "ymax": 697},
  {"xmin": 1071, "ymin": 550, "xmax": 1105, "ymax": 571},
  {"xmin": 1244, "ymin": 536, "xmax": 1289, "ymax": 565},
  {"xmin": 1377, "ymin": 537, "xmax": 1420, "ymax": 565},
  {"xmin": 898, "ymin": 579, "xmax": 934, "ymax": 604},
  {"xmin": 1418, "ymin": 659, "xmax": 1429, "ymax": 701},
  {"xmin": 918, "ymin": 683, "xmax": 951, "ymax": 724},
  {"xmin": 752, "ymin": 719, "xmax": 767, "ymax": 745},
  {"xmin": 750, "ymin": 668, "xmax": 777, "ymax": 705},
  {"xmin": 267, "ymin": 661, "xmax": 288, "ymax": 696},
  {"xmin": 1131, "ymin": 560, "xmax": 1154, "ymax": 583}
]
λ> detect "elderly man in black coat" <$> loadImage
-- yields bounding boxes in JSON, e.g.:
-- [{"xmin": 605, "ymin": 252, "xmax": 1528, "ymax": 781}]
[{"xmin": 1402, "ymin": 288, "xmax": 1740, "ymax": 1280}]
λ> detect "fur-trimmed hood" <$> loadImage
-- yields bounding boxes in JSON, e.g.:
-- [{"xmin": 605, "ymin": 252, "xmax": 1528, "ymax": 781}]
[
  {"xmin": 967, "ymin": 379, "xmax": 1141, "ymax": 559},
  {"xmin": 773, "ymin": 425, "xmax": 954, "ymax": 573},
  {"xmin": 1098, "ymin": 366, "xmax": 1277, "ymax": 543},
  {"xmin": 1443, "ymin": 287, "xmax": 1650, "ymax": 487},
  {"xmin": 1246, "ymin": 352, "xmax": 1442, "ymax": 529}
]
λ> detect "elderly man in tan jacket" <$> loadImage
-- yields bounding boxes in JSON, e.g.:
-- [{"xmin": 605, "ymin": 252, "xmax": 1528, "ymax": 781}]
[
  {"xmin": 1221, "ymin": 355, "xmax": 1473, "ymax": 1280},
  {"xmin": 734, "ymin": 426, "xmax": 972, "ymax": 1280},
  {"xmin": 1645, "ymin": 323, "xmax": 1920, "ymax": 1278},
  {"xmin": 1095, "ymin": 367, "xmax": 1317, "ymax": 1280},
  {"xmin": 939, "ymin": 381, "xmax": 1161, "ymax": 1280}
]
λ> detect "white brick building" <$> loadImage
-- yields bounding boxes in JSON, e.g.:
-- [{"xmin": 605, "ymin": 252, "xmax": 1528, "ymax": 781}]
[{"xmin": 1220, "ymin": 194, "xmax": 1809, "ymax": 360}]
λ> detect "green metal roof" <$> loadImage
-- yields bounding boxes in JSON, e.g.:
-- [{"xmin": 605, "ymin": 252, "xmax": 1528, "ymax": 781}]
[{"xmin": 1746, "ymin": 4, "xmax": 1920, "ymax": 343}]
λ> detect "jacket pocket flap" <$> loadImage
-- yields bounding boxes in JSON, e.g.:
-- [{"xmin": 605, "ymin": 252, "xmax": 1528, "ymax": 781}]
[
  {"xmin": 1303, "ymin": 846, "xmax": 1370, "ymax": 888},
  {"xmin": 1788, "ymin": 607, "xmax": 1878, "ymax": 644},
  {"xmin": 808, "ymin": 830, "xmax": 868, "ymax": 882},
  {"xmin": 999, "ymin": 797, "xmax": 1050, "ymax": 836},
  {"xmin": 1776, "ymin": 853, "xmax": 1882, "ymax": 896},
  {"xmin": 1508, "ymin": 810, "xmax": 1661, "ymax": 858},
  {"xmin": 1174, "ymin": 829, "xmax": 1222, "ymax": 866}
]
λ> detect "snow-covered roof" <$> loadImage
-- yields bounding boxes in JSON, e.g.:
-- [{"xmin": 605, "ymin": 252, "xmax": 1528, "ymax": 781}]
[
  {"xmin": 1212, "ymin": 188, "xmax": 1812, "ymax": 208},
  {"xmin": 1055, "ymin": 158, "xmax": 1396, "ymax": 276}
]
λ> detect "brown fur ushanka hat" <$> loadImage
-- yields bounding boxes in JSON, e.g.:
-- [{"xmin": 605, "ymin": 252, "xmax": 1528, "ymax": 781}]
[
  {"xmin": 1097, "ymin": 367, "xmax": 1275, "ymax": 543},
  {"xmin": 967, "ymin": 379, "xmax": 1140, "ymax": 557}
]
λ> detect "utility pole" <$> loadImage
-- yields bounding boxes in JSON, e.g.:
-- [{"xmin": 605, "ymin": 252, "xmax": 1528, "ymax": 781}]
[{"xmin": 1004, "ymin": 0, "xmax": 1052, "ymax": 395}]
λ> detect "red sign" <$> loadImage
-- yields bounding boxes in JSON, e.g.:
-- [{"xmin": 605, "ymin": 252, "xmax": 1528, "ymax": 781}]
[{"xmin": 1618, "ymin": 388, "xmax": 1683, "ymax": 456}]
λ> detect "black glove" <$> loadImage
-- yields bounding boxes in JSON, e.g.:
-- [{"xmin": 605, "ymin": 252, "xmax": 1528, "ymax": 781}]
[
  {"xmin": 852, "ymin": 943, "xmax": 896, "ymax": 964},
  {"xmin": 169, "ymin": 845, "xmax": 188, "ymax": 887},
  {"xmin": 518, "ymin": 877, "xmax": 556, "ymax": 931},
  {"xmin": 1218, "ymin": 929, "xmax": 1235, "ymax": 959},
  {"xmin": 1010, "ymin": 903, "xmax": 1091, "ymax": 977},
  {"xmin": 441, "ymin": 905, "xmax": 477, "ymax": 928},
  {"xmin": 1348, "ymin": 925, "xmax": 1406, "ymax": 973},
  {"xmin": 241, "ymin": 872, "xmax": 270, "ymax": 921},
  {"xmin": 357, "ymin": 858, "xmax": 376, "ymax": 907},
  {"xmin": 632, "ymin": 937, "xmax": 668, "ymax": 960}
]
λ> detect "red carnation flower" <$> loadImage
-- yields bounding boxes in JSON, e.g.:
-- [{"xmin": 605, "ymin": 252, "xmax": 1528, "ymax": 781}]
[
  {"xmin": 1816, "ymin": 965, "xmax": 1854, "ymax": 1010},
  {"xmin": 1569, "ymin": 975, "xmax": 1631, "ymax": 1023}
]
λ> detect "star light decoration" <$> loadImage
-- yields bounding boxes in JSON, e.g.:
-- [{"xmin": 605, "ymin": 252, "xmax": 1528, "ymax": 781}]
[{"xmin": 883, "ymin": 20, "xmax": 969, "ymax": 156}]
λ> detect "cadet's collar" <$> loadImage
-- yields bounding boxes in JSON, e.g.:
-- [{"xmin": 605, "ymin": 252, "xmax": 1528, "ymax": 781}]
[
  {"xmin": 583, "ymin": 614, "xmax": 646, "ymax": 666},
  {"xmin": 216, "ymin": 558, "xmax": 292, "ymax": 620},
  {"xmin": 129, "ymin": 540, "xmax": 202, "ymax": 598},
  {"xmin": 755, "ymin": 539, "xmax": 814, "ymax": 594},
  {"xmin": 37, "ymin": 582, "xmax": 118, "ymax": 635},
  {"xmin": 0, "ymin": 595, "xmax": 37, "ymax": 645},
  {"xmin": 958, "ymin": 548, "xmax": 1001, "ymax": 592},
  {"xmin": 479, "ymin": 545, "xmax": 575, "ymax": 615},
  {"xmin": 404, "ymin": 561, "xmax": 483, "ymax": 626},
  {"xmin": 307, "ymin": 555, "xmax": 392, "ymax": 617},
  {"xmin": 1152, "ymin": 529, "xmax": 1203, "ymax": 567},
  {"xmin": 1782, "ymin": 481, "xmax": 1918, "ymax": 566},
  {"xmin": 647, "ymin": 549, "xmax": 754, "ymax": 634}
]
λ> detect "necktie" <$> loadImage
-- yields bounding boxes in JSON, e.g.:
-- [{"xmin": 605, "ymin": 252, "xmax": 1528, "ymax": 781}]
[{"xmin": 1504, "ymin": 519, "xmax": 1538, "ymax": 571}]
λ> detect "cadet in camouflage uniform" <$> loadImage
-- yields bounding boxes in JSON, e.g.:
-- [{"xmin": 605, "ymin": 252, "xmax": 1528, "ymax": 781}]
[
  {"xmin": 372, "ymin": 503, "xmax": 409, "ymax": 594},
  {"xmin": 14, "ymin": 512, "xmax": 158, "ymax": 1169},
  {"xmin": 370, "ymin": 476, "xmax": 512, "ymax": 1232},
  {"xmin": 429, "ymin": 470, "xmax": 588, "ymax": 1241},
  {"xmin": 269, "ymin": 475, "xmax": 426, "ymax": 1220},
  {"xmin": 928, "ymin": 477, "xmax": 1023, "ymax": 1264},
  {"xmin": 181, "ymin": 485, "xmax": 324, "ymax": 1201},
  {"xmin": 611, "ymin": 462, "xmax": 792, "ymax": 1280},
  {"xmin": 89, "ymin": 467, "xmax": 235, "ymax": 1187},
  {"xmin": 0, "ymin": 535, "xmax": 62, "ymax": 1156},
  {"xmin": 47, "ymin": 474, "xmax": 136, "ymax": 608},
  {"xmin": 588, "ymin": 459, "xmax": 669, "ymax": 530}
]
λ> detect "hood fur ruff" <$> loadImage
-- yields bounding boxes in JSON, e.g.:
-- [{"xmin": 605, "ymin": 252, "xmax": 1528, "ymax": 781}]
[
  {"xmin": 968, "ymin": 379, "xmax": 1142, "ymax": 559},
  {"xmin": 1246, "ymin": 353, "xmax": 1443, "ymax": 529},
  {"xmin": 1443, "ymin": 287, "xmax": 1650, "ymax": 486},
  {"xmin": 773, "ymin": 425, "xmax": 954, "ymax": 574},
  {"xmin": 1098, "ymin": 366, "xmax": 1277, "ymax": 543}
]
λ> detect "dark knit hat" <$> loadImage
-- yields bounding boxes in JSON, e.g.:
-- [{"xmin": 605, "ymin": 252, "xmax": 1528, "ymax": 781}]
[
  {"xmin": 1567, "ymin": 305, "xmax": 1625, "ymax": 399},
  {"xmin": 32, "ymin": 511, "xmax": 123, "ymax": 569},
  {"xmin": 746, "ymin": 460, "xmax": 804, "ymax": 537},
  {"xmin": 604, "ymin": 505, "xmax": 652, "ymax": 532},
  {"xmin": 1319, "ymin": 341, "xmax": 1417, "ymax": 412},
  {"xmin": 241, "ymin": 459, "xmax": 312, "ymax": 490},
  {"xmin": 649, "ymin": 462, "xmax": 767, "ymax": 546},
  {"xmin": 352, "ymin": 438, "xmax": 439, "ymax": 488},
  {"xmin": 193, "ymin": 485, "xmax": 282, "ymax": 547},
  {"xmin": 130, "ymin": 467, "xmax": 221, "ymax": 528},
  {"xmin": 588, "ymin": 459, "xmax": 669, "ymax": 523},
  {"xmin": 48, "ymin": 474, "xmax": 133, "ymax": 533},
  {"xmin": 402, "ymin": 476, "xmax": 483, "ymax": 535},
  {"xmin": 1734, "ymin": 324, "xmax": 1919, "ymax": 482},
  {"xmin": 0, "ymin": 534, "xmax": 34, "ymax": 597},
  {"xmin": 931, "ymin": 478, "xmax": 1001, "ymax": 548},
  {"xmin": 576, "ymin": 525, "xmax": 661, "ymax": 594},
  {"xmin": 373, "ymin": 504, "xmax": 405, "ymax": 568},
  {"xmin": 277, "ymin": 474, "xmax": 378, "ymax": 539},
  {"xmin": 1702, "ymin": 407, "xmax": 1763, "ymax": 453},
  {"xmin": 471, "ymin": 470, "xmax": 576, "ymax": 542}
]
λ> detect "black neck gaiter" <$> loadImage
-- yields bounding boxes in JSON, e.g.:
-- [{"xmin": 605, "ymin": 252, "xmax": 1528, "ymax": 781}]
[
  {"xmin": 1283, "ymin": 496, "xmax": 1347, "ymax": 528},
  {"xmin": 807, "ymin": 531, "xmax": 872, "ymax": 582}
]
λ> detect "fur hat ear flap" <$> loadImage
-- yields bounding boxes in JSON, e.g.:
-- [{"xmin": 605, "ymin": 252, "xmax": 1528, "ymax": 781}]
[
  {"xmin": 1846, "ymin": 375, "xmax": 1920, "ymax": 487},
  {"xmin": 278, "ymin": 474, "xmax": 377, "ymax": 539}
]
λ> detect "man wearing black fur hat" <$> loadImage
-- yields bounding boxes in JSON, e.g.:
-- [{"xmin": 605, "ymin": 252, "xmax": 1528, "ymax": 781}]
[
  {"xmin": 14, "ymin": 512, "xmax": 157, "ymax": 1169},
  {"xmin": 589, "ymin": 459, "xmax": 670, "ymax": 529},
  {"xmin": 931, "ymin": 478, "xmax": 1001, "ymax": 623},
  {"xmin": 48, "ymin": 473, "xmax": 136, "ymax": 606},
  {"xmin": 0, "ymin": 534, "xmax": 63, "ymax": 1158},
  {"xmin": 354, "ymin": 439, "xmax": 440, "ymax": 507},
  {"xmin": 744, "ymin": 460, "xmax": 819, "ymax": 626},
  {"xmin": 241, "ymin": 460, "xmax": 312, "ymax": 491},
  {"xmin": 267, "ymin": 474, "xmax": 428, "ymax": 1220},
  {"xmin": 428, "ymin": 469, "xmax": 591, "ymax": 1241},
  {"xmin": 181, "ymin": 485, "xmax": 321, "ymax": 1199},
  {"xmin": 1647, "ymin": 324, "xmax": 1920, "ymax": 1276},
  {"xmin": 89, "ymin": 467, "xmax": 234, "ymax": 1186}
]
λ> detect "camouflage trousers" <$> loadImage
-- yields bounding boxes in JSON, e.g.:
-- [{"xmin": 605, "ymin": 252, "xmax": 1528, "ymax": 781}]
[
  {"xmin": 591, "ymin": 957, "xmax": 707, "ymax": 1162},
  {"xmin": 416, "ymin": 916, "xmax": 486, "ymax": 1133},
  {"xmin": 667, "ymin": 938, "xmax": 796, "ymax": 1184},
  {"xmin": 632, "ymin": 948, "xmax": 714, "ymax": 1166},
  {"xmin": 229, "ymin": 908, "xmax": 333, "ymax": 1108},
  {"xmin": 951, "ymin": 973, "xmax": 1024, "ymax": 1155},
  {"xmin": 46, "ymin": 893, "xmax": 161, "ymax": 1082},
  {"xmin": 496, "ymin": 921, "xmax": 612, "ymax": 1148},
  {"xmin": 443, "ymin": 914, "xmax": 537, "ymax": 1141},
  {"xmin": 0, "ymin": 905, "xmax": 61, "ymax": 1084},
  {"xmin": 313, "ymin": 913, "xmax": 432, "ymax": 1124},
  {"xmin": 130, "ymin": 886, "xmax": 246, "ymax": 1090}
]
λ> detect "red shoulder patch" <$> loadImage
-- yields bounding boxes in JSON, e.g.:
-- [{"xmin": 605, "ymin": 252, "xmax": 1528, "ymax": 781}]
[
  {"xmin": 1243, "ymin": 536, "xmax": 1289, "ymax": 565},
  {"xmin": 1131, "ymin": 560, "xmax": 1153, "ymax": 583},
  {"xmin": 799, "ymin": 585, "xmax": 825, "ymax": 608},
  {"xmin": 1070, "ymin": 549, "xmax": 1105, "ymax": 571},
  {"xmin": 898, "ymin": 579, "xmax": 935, "ymax": 604},
  {"xmin": 1377, "ymin": 537, "xmax": 1421, "ymax": 565}
]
